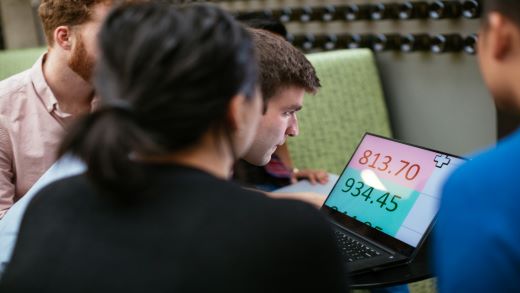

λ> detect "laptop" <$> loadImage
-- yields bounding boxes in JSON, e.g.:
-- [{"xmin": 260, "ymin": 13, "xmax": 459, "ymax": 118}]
[{"xmin": 321, "ymin": 133, "xmax": 466, "ymax": 274}]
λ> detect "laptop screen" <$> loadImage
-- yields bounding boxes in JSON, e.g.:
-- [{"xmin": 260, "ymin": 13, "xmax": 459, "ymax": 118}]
[{"xmin": 323, "ymin": 133, "xmax": 466, "ymax": 248}]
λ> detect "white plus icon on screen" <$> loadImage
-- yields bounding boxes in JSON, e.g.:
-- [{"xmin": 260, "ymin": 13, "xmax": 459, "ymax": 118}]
[{"xmin": 434, "ymin": 154, "xmax": 451, "ymax": 168}]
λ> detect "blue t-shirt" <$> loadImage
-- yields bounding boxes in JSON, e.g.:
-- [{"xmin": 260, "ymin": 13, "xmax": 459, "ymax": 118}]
[{"xmin": 435, "ymin": 129, "xmax": 520, "ymax": 292}]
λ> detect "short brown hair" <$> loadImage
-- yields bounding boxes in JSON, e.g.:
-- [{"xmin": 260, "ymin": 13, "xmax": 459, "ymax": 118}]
[
  {"xmin": 249, "ymin": 28, "xmax": 320, "ymax": 103},
  {"xmin": 38, "ymin": 0, "xmax": 138, "ymax": 45}
]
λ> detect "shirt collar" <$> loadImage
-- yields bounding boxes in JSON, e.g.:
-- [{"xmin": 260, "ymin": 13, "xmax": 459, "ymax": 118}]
[
  {"xmin": 30, "ymin": 53, "xmax": 98, "ymax": 115},
  {"xmin": 30, "ymin": 53, "xmax": 59, "ymax": 114}
]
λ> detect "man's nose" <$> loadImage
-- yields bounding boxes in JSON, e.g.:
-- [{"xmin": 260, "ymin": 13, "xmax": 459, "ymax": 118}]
[{"xmin": 286, "ymin": 116, "xmax": 299, "ymax": 137}]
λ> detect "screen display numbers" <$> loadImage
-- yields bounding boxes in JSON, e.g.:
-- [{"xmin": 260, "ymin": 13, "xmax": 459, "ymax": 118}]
[
  {"xmin": 358, "ymin": 149, "xmax": 421, "ymax": 181},
  {"xmin": 324, "ymin": 134, "xmax": 465, "ymax": 246},
  {"xmin": 342, "ymin": 177, "xmax": 401, "ymax": 212}
]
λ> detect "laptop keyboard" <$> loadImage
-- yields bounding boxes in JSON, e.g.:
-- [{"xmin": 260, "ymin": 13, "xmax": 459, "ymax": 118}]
[{"xmin": 334, "ymin": 230, "xmax": 382, "ymax": 263}]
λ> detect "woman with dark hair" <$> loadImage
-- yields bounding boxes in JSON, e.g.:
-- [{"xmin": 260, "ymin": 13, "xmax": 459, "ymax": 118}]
[{"xmin": 0, "ymin": 3, "xmax": 347, "ymax": 292}]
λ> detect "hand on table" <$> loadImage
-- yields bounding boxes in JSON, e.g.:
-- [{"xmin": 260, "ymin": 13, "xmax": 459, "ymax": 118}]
[{"xmin": 291, "ymin": 168, "xmax": 329, "ymax": 185}]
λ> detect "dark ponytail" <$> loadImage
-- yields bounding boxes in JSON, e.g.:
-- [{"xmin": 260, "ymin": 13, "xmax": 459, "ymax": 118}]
[{"xmin": 58, "ymin": 107, "xmax": 160, "ymax": 194}]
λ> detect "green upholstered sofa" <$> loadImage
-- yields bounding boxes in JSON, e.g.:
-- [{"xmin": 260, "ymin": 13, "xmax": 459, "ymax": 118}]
[
  {"xmin": 0, "ymin": 47, "xmax": 46, "ymax": 81},
  {"xmin": 288, "ymin": 49, "xmax": 392, "ymax": 174}
]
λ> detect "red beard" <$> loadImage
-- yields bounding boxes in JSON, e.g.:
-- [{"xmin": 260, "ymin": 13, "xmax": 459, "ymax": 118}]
[{"xmin": 68, "ymin": 35, "xmax": 95, "ymax": 83}]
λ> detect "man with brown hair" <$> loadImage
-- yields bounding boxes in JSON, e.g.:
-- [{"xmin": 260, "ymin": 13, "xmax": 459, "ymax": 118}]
[
  {"xmin": 234, "ymin": 28, "xmax": 330, "ymax": 207},
  {"xmin": 242, "ymin": 28, "xmax": 321, "ymax": 167},
  {"xmin": 0, "ymin": 0, "xmax": 135, "ymax": 218}
]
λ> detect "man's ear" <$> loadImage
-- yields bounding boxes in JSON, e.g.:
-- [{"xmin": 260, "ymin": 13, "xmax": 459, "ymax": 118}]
[
  {"xmin": 486, "ymin": 12, "xmax": 514, "ymax": 60},
  {"xmin": 53, "ymin": 26, "xmax": 74, "ymax": 51},
  {"xmin": 226, "ymin": 94, "xmax": 247, "ymax": 131}
]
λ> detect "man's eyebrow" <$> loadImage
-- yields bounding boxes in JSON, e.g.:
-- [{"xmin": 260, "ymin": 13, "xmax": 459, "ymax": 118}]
[{"xmin": 283, "ymin": 105, "xmax": 303, "ymax": 111}]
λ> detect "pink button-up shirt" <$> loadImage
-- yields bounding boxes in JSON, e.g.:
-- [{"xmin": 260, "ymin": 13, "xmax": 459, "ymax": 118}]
[{"xmin": 0, "ymin": 54, "xmax": 95, "ymax": 219}]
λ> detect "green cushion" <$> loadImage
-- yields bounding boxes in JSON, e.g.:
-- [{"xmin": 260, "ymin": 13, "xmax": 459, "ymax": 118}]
[
  {"xmin": 288, "ymin": 49, "xmax": 392, "ymax": 174},
  {"xmin": 0, "ymin": 47, "xmax": 46, "ymax": 81}
]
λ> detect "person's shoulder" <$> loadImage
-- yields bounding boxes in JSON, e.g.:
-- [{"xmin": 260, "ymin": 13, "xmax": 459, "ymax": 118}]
[
  {"xmin": 441, "ymin": 131, "xmax": 520, "ymax": 211},
  {"xmin": 39, "ymin": 173, "xmax": 90, "ymax": 196},
  {"xmin": 449, "ymin": 131, "xmax": 520, "ymax": 184},
  {"xmin": 0, "ymin": 69, "xmax": 36, "ymax": 136},
  {"xmin": 13, "ymin": 174, "xmax": 91, "ymax": 239},
  {"xmin": 0, "ymin": 69, "xmax": 33, "ymax": 100},
  {"xmin": 25, "ymin": 174, "xmax": 91, "ymax": 215}
]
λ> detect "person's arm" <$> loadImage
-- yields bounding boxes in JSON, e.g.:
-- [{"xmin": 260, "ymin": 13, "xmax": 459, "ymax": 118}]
[
  {"xmin": 290, "ymin": 168, "xmax": 329, "ymax": 185},
  {"xmin": 275, "ymin": 143, "xmax": 329, "ymax": 184},
  {"xmin": 0, "ymin": 125, "xmax": 15, "ymax": 219}
]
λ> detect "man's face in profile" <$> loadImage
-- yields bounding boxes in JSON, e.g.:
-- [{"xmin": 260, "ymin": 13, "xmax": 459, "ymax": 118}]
[{"xmin": 242, "ymin": 86, "xmax": 304, "ymax": 166}]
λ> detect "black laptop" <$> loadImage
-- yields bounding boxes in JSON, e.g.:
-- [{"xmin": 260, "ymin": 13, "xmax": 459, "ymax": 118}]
[{"xmin": 321, "ymin": 133, "xmax": 466, "ymax": 274}]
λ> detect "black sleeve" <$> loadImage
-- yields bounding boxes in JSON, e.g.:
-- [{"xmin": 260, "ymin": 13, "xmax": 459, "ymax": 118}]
[
  {"xmin": 246, "ymin": 199, "xmax": 349, "ymax": 292},
  {"xmin": 282, "ymin": 201, "xmax": 349, "ymax": 292}
]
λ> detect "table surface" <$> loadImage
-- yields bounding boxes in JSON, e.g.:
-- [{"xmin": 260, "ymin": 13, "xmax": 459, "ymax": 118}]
[{"xmin": 350, "ymin": 238, "xmax": 434, "ymax": 289}]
